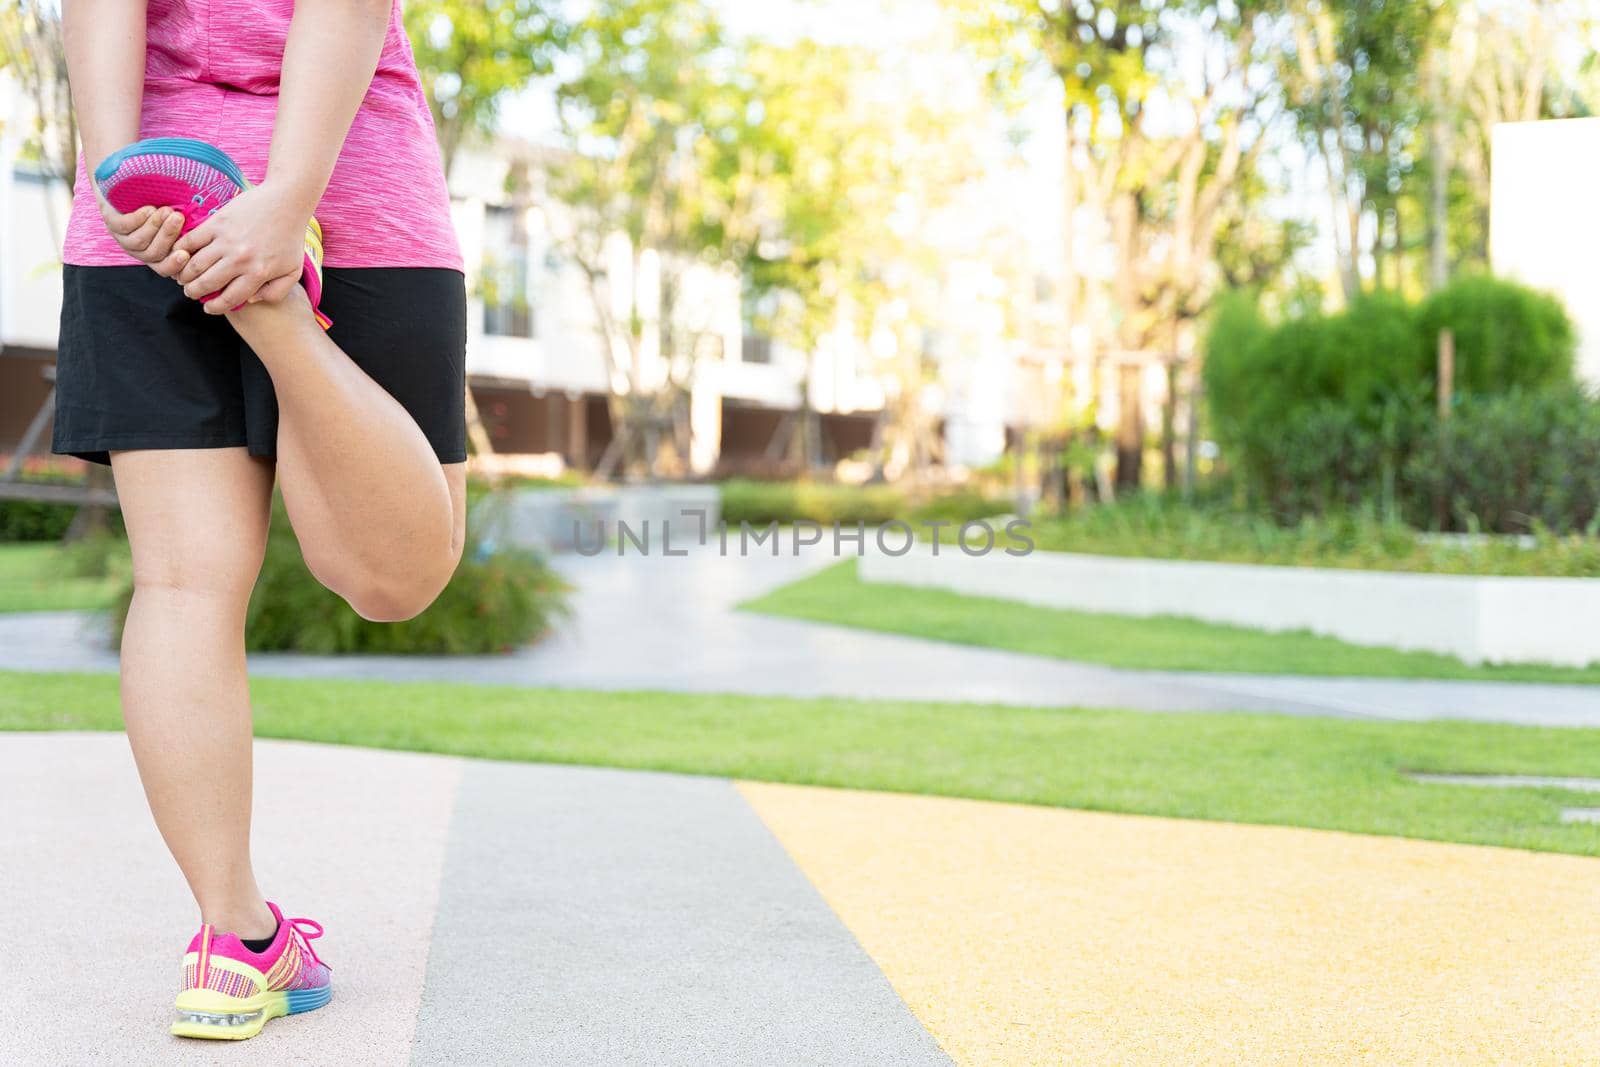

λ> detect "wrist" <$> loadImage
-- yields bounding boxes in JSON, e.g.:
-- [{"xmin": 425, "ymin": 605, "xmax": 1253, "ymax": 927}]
[
  {"xmin": 83, "ymin": 139, "xmax": 129, "ymax": 177},
  {"xmin": 260, "ymin": 171, "xmax": 323, "ymax": 220}
]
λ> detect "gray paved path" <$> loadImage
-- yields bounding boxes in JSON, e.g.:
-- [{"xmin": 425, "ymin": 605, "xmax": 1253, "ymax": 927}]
[
  {"xmin": 2, "ymin": 546, "xmax": 1597, "ymax": 726},
  {"xmin": 412, "ymin": 762, "xmax": 946, "ymax": 1066},
  {"xmin": 0, "ymin": 733, "xmax": 950, "ymax": 1067}
]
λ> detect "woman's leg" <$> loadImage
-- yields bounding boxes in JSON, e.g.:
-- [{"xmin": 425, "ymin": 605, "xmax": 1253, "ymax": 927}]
[
  {"xmin": 112, "ymin": 448, "xmax": 278, "ymax": 940},
  {"xmin": 224, "ymin": 290, "xmax": 466, "ymax": 623}
]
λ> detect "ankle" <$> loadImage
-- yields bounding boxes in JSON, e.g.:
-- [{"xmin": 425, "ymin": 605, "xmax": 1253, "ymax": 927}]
[{"xmin": 201, "ymin": 897, "xmax": 277, "ymax": 941}]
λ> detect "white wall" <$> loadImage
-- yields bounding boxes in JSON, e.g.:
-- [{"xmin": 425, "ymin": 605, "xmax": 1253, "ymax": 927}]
[
  {"xmin": 861, "ymin": 544, "xmax": 1600, "ymax": 668},
  {"xmin": 1, "ymin": 75, "xmax": 72, "ymax": 352},
  {"xmin": 1491, "ymin": 118, "xmax": 1600, "ymax": 385},
  {"xmin": 0, "ymin": 171, "xmax": 69, "ymax": 351}
]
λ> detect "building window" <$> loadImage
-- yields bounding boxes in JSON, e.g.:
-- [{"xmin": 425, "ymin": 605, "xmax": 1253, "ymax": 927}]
[
  {"xmin": 482, "ymin": 205, "xmax": 534, "ymax": 338},
  {"xmin": 741, "ymin": 334, "xmax": 773, "ymax": 364}
]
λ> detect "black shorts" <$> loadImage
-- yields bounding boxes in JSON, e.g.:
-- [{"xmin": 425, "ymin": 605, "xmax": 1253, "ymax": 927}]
[{"xmin": 52, "ymin": 265, "xmax": 468, "ymax": 466}]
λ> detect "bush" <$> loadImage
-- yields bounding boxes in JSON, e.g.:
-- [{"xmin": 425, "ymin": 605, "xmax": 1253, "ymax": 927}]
[
  {"xmin": 1204, "ymin": 277, "xmax": 1579, "ymax": 526},
  {"xmin": 718, "ymin": 478, "xmax": 1011, "ymax": 527},
  {"xmin": 0, "ymin": 497, "xmax": 77, "ymax": 542},
  {"xmin": 719, "ymin": 479, "xmax": 907, "ymax": 525},
  {"xmin": 907, "ymin": 490, "xmax": 1014, "ymax": 524},
  {"xmin": 1405, "ymin": 388, "xmax": 1600, "ymax": 534},
  {"xmin": 1205, "ymin": 292, "xmax": 1430, "ymax": 518},
  {"xmin": 0, "ymin": 470, "xmax": 126, "ymax": 543},
  {"xmin": 1417, "ymin": 275, "xmax": 1575, "ymax": 396},
  {"xmin": 112, "ymin": 500, "xmax": 569, "ymax": 654},
  {"xmin": 1030, "ymin": 495, "xmax": 1600, "ymax": 577}
]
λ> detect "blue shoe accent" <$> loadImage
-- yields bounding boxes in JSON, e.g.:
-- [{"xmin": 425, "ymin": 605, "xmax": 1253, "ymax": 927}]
[
  {"xmin": 285, "ymin": 985, "xmax": 333, "ymax": 1014},
  {"xmin": 93, "ymin": 137, "xmax": 248, "ymax": 190}
]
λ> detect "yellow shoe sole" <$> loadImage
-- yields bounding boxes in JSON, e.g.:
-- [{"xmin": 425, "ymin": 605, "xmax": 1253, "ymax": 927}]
[{"xmin": 171, "ymin": 984, "xmax": 331, "ymax": 1040}]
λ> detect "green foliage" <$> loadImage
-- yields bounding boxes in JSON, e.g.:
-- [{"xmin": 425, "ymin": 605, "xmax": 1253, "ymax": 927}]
[
  {"xmin": 1406, "ymin": 389, "xmax": 1600, "ymax": 535},
  {"xmin": 111, "ymin": 503, "xmax": 569, "ymax": 655},
  {"xmin": 0, "ymin": 497, "xmax": 75, "ymax": 542},
  {"xmin": 403, "ymin": 0, "xmax": 565, "ymax": 170},
  {"xmin": 552, "ymin": 0, "xmax": 730, "ymax": 256},
  {"xmin": 719, "ymin": 480, "xmax": 908, "ymax": 527},
  {"xmin": 1417, "ymin": 275, "xmax": 1576, "ymax": 396},
  {"xmin": 717, "ymin": 480, "xmax": 1010, "ymax": 527},
  {"xmin": 1204, "ymin": 291, "xmax": 1431, "ymax": 517},
  {"xmin": 906, "ymin": 490, "xmax": 1015, "ymax": 525},
  {"xmin": 0, "ymin": 471, "xmax": 126, "ymax": 543},
  {"xmin": 1277, "ymin": 0, "xmax": 1437, "ymax": 293},
  {"xmin": 1204, "ymin": 279, "xmax": 1583, "ymax": 528},
  {"xmin": 1028, "ymin": 496, "xmax": 1600, "ymax": 577}
]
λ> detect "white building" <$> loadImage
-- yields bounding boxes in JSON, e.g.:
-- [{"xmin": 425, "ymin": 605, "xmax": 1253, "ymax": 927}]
[
  {"xmin": 1491, "ymin": 117, "xmax": 1600, "ymax": 386},
  {"xmin": 445, "ymin": 142, "xmax": 889, "ymax": 475}
]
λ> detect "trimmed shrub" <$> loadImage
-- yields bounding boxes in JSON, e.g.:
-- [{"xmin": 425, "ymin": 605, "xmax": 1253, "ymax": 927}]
[
  {"xmin": 1204, "ymin": 292, "xmax": 1430, "ymax": 518},
  {"xmin": 1030, "ymin": 495, "xmax": 1600, "ymax": 577},
  {"xmin": 1404, "ymin": 388, "xmax": 1600, "ymax": 534},
  {"xmin": 1417, "ymin": 275, "xmax": 1575, "ymax": 397},
  {"xmin": 719, "ymin": 479, "xmax": 907, "ymax": 525},
  {"xmin": 0, "ymin": 470, "xmax": 126, "ymax": 542},
  {"xmin": 907, "ymin": 490, "xmax": 1013, "ymax": 524},
  {"xmin": 112, "ymin": 500, "xmax": 569, "ymax": 654},
  {"xmin": 0, "ymin": 498, "xmax": 77, "ymax": 542},
  {"xmin": 719, "ymin": 479, "xmax": 1010, "ymax": 527},
  {"xmin": 1204, "ymin": 277, "xmax": 1579, "ymax": 526}
]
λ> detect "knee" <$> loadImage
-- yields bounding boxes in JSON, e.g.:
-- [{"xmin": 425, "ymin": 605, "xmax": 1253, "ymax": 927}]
[
  {"xmin": 323, "ymin": 545, "xmax": 463, "ymax": 624},
  {"xmin": 344, "ymin": 574, "xmax": 446, "ymax": 624},
  {"xmin": 131, "ymin": 549, "xmax": 261, "ymax": 606}
]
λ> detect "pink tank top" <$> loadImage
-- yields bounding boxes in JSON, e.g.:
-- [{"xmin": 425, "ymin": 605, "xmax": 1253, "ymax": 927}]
[{"xmin": 63, "ymin": 0, "xmax": 463, "ymax": 271}]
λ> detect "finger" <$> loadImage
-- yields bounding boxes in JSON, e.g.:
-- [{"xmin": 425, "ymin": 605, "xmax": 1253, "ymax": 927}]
[
  {"xmin": 121, "ymin": 208, "xmax": 170, "ymax": 256},
  {"xmin": 143, "ymin": 210, "xmax": 187, "ymax": 263},
  {"xmin": 252, "ymin": 274, "xmax": 300, "ymax": 304},
  {"xmin": 182, "ymin": 260, "xmax": 241, "ymax": 301},
  {"xmin": 102, "ymin": 203, "xmax": 154, "ymax": 237},
  {"xmin": 149, "ymin": 247, "xmax": 191, "ymax": 279},
  {"xmin": 204, "ymin": 274, "xmax": 265, "ymax": 315},
  {"xmin": 174, "ymin": 221, "xmax": 217, "ymax": 257},
  {"xmin": 177, "ymin": 243, "xmax": 224, "ymax": 286}
]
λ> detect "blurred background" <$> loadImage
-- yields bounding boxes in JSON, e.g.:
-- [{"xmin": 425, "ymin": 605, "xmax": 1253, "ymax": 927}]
[
  {"xmin": 5, "ymin": 0, "xmax": 1600, "ymax": 678},
  {"xmin": 6, "ymin": 5, "xmax": 1600, "ymax": 1062},
  {"xmin": 3, "ymin": 0, "xmax": 1593, "ymax": 510}
]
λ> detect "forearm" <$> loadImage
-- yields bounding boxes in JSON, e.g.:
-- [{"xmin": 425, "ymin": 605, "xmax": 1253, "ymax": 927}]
[
  {"xmin": 62, "ymin": 0, "xmax": 148, "ymax": 172},
  {"xmin": 267, "ymin": 0, "xmax": 391, "ymax": 219}
]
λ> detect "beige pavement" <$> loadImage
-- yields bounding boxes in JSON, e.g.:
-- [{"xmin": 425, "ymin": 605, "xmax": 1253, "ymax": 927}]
[
  {"xmin": 0, "ymin": 734, "xmax": 460, "ymax": 1067},
  {"xmin": 741, "ymin": 782, "xmax": 1600, "ymax": 1066}
]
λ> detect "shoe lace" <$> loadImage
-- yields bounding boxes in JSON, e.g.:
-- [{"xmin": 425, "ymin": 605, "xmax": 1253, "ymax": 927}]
[{"xmin": 286, "ymin": 916, "xmax": 328, "ymax": 970}]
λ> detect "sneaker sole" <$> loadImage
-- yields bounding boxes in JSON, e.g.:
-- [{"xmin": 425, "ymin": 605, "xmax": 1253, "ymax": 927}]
[{"xmin": 171, "ymin": 984, "xmax": 333, "ymax": 1040}]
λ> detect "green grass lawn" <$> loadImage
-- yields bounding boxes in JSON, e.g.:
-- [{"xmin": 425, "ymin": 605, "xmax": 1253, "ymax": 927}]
[
  {"xmin": 5, "ymin": 669, "xmax": 1600, "ymax": 857},
  {"xmin": 742, "ymin": 561, "xmax": 1600, "ymax": 685},
  {"xmin": 0, "ymin": 543, "xmax": 127, "ymax": 613}
]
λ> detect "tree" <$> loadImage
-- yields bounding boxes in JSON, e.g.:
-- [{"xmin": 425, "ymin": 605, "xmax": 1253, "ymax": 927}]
[
  {"xmin": 403, "ymin": 0, "xmax": 564, "ymax": 176},
  {"xmin": 951, "ymin": 1, "xmax": 1279, "ymax": 489},
  {"xmin": 1445, "ymin": 0, "xmax": 1598, "ymax": 267},
  {"xmin": 0, "ymin": 0, "xmax": 76, "ymax": 244},
  {"xmin": 546, "ymin": 0, "xmax": 745, "ymax": 478},
  {"xmin": 727, "ymin": 40, "xmax": 959, "ymax": 473},
  {"xmin": 1278, "ymin": 0, "xmax": 1436, "ymax": 300}
]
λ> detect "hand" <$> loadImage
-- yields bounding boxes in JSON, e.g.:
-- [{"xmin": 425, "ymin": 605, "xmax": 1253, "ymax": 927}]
[
  {"xmin": 174, "ymin": 183, "xmax": 310, "ymax": 312},
  {"xmin": 97, "ymin": 197, "xmax": 190, "ymax": 278}
]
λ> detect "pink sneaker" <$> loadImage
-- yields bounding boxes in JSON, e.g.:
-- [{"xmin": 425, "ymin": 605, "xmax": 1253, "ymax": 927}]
[{"xmin": 170, "ymin": 901, "xmax": 333, "ymax": 1040}]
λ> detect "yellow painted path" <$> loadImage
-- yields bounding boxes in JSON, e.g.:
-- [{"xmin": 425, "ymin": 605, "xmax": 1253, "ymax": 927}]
[{"xmin": 740, "ymin": 782, "xmax": 1600, "ymax": 1066}]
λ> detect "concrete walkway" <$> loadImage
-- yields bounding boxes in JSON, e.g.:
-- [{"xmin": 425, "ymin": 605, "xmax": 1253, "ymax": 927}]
[
  {"xmin": 6, "ymin": 732, "xmax": 1598, "ymax": 1065},
  {"xmin": 0, "ymin": 734, "xmax": 948, "ymax": 1067},
  {"xmin": 3, "ymin": 545, "xmax": 1598, "ymax": 726}
]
